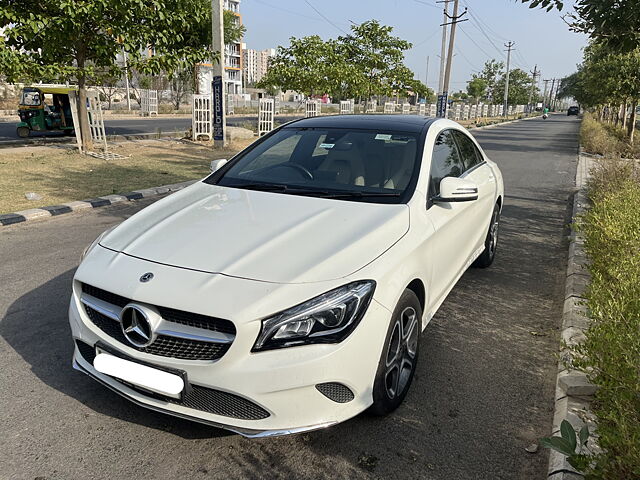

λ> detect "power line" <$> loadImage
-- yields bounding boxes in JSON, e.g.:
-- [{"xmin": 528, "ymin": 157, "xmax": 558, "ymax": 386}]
[
  {"xmin": 303, "ymin": 0, "xmax": 350, "ymax": 35},
  {"xmin": 413, "ymin": 0, "xmax": 441, "ymax": 9},
  {"xmin": 458, "ymin": 25, "xmax": 493, "ymax": 60},
  {"xmin": 250, "ymin": 0, "xmax": 320, "ymax": 22}
]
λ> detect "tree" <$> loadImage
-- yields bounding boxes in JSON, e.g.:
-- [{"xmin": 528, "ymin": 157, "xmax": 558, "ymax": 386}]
[
  {"xmin": 493, "ymin": 68, "xmax": 537, "ymax": 105},
  {"xmin": 223, "ymin": 10, "xmax": 246, "ymax": 45},
  {"xmin": 257, "ymin": 20, "xmax": 425, "ymax": 106},
  {"xmin": 0, "ymin": 0, "xmax": 214, "ymax": 150},
  {"xmin": 94, "ymin": 70, "xmax": 121, "ymax": 110},
  {"xmin": 339, "ymin": 20, "xmax": 418, "ymax": 102},
  {"xmin": 467, "ymin": 77, "xmax": 488, "ymax": 104},
  {"xmin": 520, "ymin": 0, "xmax": 640, "ymax": 52},
  {"xmin": 471, "ymin": 60, "xmax": 504, "ymax": 103},
  {"xmin": 257, "ymin": 36, "xmax": 344, "ymax": 98}
]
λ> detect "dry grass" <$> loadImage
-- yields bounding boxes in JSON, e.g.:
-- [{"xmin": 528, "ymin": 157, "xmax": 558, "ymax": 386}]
[
  {"xmin": 581, "ymin": 112, "xmax": 640, "ymax": 159},
  {"xmin": 0, "ymin": 138, "xmax": 252, "ymax": 214}
]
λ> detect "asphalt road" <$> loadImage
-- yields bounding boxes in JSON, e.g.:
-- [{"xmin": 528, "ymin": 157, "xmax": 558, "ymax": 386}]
[
  {"xmin": 0, "ymin": 115, "xmax": 302, "ymax": 143},
  {"xmin": 0, "ymin": 115, "xmax": 580, "ymax": 479}
]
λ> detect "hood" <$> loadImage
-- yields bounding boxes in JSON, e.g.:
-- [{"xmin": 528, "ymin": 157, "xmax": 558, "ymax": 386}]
[{"xmin": 100, "ymin": 182, "xmax": 410, "ymax": 284}]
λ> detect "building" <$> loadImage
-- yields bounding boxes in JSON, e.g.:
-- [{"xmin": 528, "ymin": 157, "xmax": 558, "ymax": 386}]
[
  {"xmin": 224, "ymin": 0, "xmax": 243, "ymax": 94},
  {"xmin": 243, "ymin": 47, "xmax": 276, "ymax": 86},
  {"xmin": 196, "ymin": 0, "xmax": 244, "ymax": 95}
]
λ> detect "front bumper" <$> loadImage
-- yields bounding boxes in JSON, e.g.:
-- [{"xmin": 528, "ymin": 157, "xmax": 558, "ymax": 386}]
[{"xmin": 69, "ymin": 252, "xmax": 392, "ymax": 436}]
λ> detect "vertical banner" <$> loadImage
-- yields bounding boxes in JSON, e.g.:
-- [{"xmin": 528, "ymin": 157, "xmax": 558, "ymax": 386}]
[
  {"xmin": 436, "ymin": 93, "xmax": 448, "ymax": 118},
  {"xmin": 212, "ymin": 76, "xmax": 224, "ymax": 141}
]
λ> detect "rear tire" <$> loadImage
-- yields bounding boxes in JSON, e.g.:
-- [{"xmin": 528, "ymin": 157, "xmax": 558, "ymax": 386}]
[
  {"xmin": 369, "ymin": 289, "xmax": 421, "ymax": 416},
  {"xmin": 17, "ymin": 126, "xmax": 30, "ymax": 138},
  {"xmin": 473, "ymin": 203, "xmax": 500, "ymax": 268}
]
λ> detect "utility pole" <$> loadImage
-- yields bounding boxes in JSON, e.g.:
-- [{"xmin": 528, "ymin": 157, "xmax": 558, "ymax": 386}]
[
  {"xmin": 437, "ymin": 1, "xmax": 451, "ymax": 96},
  {"xmin": 425, "ymin": 56, "xmax": 430, "ymax": 89},
  {"xmin": 443, "ymin": 0, "xmax": 467, "ymax": 96},
  {"xmin": 211, "ymin": 0, "xmax": 227, "ymax": 147},
  {"xmin": 527, "ymin": 65, "xmax": 538, "ymax": 115},
  {"xmin": 503, "ymin": 41, "xmax": 515, "ymax": 117},
  {"xmin": 549, "ymin": 78, "xmax": 556, "ymax": 111}
]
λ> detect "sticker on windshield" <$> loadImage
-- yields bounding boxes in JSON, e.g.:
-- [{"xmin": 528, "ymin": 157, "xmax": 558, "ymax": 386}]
[
  {"xmin": 319, "ymin": 143, "xmax": 335, "ymax": 149},
  {"xmin": 375, "ymin": 134, "xmax": 392, "ymax": 141}
]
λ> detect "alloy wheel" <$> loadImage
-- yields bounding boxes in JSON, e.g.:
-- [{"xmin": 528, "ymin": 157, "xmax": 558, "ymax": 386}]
[{"xmin": 384, "ymin": 307, "xmax": 418, "ymax": 400}]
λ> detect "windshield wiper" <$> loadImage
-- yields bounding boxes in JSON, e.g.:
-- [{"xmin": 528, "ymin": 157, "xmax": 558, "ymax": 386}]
[
  {"xmin": 320, "ymin": 191, "xmax": 402, "ymax": 198},
  {"xmin": 228, "ymin": 183, "xmax": 331, "ymax": 195}
]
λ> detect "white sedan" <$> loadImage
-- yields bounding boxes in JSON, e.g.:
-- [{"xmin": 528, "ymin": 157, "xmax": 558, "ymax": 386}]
[{"xmin": 69, "ymin": 114, "xmax": 504, "ymax": 437}]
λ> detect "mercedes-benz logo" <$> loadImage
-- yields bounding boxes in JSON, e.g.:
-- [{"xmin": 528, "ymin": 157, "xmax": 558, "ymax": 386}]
[
  {"xmin": 120, "ymin": 305, "xmax": 154, "ymax": 347},
  {"xmin": 139, "ymin": 272, "xmax": 154, "ymax": 283}
]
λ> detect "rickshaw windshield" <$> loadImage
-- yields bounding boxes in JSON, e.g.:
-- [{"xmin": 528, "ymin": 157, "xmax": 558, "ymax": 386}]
[{"xmin": 20, "ymin": 90, "xmax": 41, "ymax": 106}]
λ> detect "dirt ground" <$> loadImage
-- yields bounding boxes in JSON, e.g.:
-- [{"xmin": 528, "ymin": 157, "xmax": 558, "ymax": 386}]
[{"xmin": 0, "ymin": 138, "xmax": 252, "ymax": 214}]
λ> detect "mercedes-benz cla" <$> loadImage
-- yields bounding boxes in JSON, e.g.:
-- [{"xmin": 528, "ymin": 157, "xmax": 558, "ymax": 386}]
[{"xmin": 69, "ymin": 115, "xmax": 504, "ymax": 437}]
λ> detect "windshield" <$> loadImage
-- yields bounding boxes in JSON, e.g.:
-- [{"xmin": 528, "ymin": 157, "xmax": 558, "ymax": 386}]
[
  {"xmin": 20, "ymin": 90, "xmax": 41, "ymax": 106},
  {"xmin": 209, "ymin": 127, "xmax": 421, "ymax": 203}
]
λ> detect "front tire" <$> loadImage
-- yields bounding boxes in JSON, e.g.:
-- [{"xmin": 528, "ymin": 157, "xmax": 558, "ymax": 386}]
[
  {"xmin": 17, "ymin": 126, "xmax": 30, "ymax": 138},
  {"xmin": 369, "ymin": 289, "xmax": 421, "ymax": 416},
  {"xmin": 473, "ymin": 203, "xmax": 501, "ymax": 268}
]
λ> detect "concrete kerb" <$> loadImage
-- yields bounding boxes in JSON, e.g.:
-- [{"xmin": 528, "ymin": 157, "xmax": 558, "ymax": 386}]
[
  {"xmin": 547, "ymin": 154, "xmax": 597, "ymax": 480},
  {"xmin": 0, "ymin": 180, "xmax": 197, "ymax": 227}
]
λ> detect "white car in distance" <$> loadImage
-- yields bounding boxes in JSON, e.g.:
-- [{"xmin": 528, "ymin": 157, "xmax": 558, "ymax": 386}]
[{"xmin": 69, "ymin": 115, "xmax": 504, "ymax": 437}]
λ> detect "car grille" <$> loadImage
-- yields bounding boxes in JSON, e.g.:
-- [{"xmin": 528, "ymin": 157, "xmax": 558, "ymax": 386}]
[
  {"xmin": 81, "ymin": 283, "xmax": 235, "ymax": 361},
  {"xmin": 315, "ymin": 382, "xmax": 355, "ymax": 403},
  {"xmin": 75, "ymin": 340, "xmax": 269, "ymax": 420}
]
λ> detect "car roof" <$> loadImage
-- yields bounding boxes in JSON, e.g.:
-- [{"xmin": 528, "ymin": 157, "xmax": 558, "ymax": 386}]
[{"xmin": 283, "ymin": 114, "xmax": 440, "ymax": 134}]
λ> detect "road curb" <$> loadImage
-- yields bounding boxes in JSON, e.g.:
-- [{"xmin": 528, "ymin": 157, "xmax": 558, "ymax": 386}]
[
  {"xmin": 0, "ymin": 180, "xmax": 197, "ymax": 227},
  {"xmin": 547, "ymin": 154, "xmax": 597, "ymax": 480}
]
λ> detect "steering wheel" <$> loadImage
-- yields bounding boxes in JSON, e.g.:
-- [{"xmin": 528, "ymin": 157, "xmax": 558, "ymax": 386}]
[{"xmin": 262, "ymin": 162, "xmax": 314, "ymax": 180}]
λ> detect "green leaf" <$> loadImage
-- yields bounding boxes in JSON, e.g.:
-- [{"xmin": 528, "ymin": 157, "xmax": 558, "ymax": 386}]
[
  {"xmin": 540, "ymin": 436, "xmax": 575, "ymax": 457},
  {"xmin": 560, "ymin": 420, "xmax": 577, "ymax": 452},
  {"xmin": 578, "ymin": 425, "xmax": 589, "ymax": 446}
]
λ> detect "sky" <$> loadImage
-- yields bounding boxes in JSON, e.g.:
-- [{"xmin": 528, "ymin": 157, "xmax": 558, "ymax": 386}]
[{"xmin": 239, "ymin": 0, "xmax": 588, "ymax": 93}]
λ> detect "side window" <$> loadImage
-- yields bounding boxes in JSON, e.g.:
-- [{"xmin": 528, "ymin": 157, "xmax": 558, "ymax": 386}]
[
  {"xmin": 452, "ymin": 130, "xmax": 483, "ymax": 171},
  {"xmin": 429, "ymin": 130, "xmax": 464, "ymax": 199}
]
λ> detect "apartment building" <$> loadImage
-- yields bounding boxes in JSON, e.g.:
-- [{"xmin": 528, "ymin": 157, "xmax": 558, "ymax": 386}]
[{"xmin": 243, "ymin": 47, "xmax": 276, "ymax": 86}]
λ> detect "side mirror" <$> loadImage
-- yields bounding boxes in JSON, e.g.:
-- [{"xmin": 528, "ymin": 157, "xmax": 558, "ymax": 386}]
[
  {"xmin": 210, "ymin": 158, "xmax": 228, "ymax": 173},
  {"xmin": 434, "ymin": 177, "xmax": 478, "ymax": 202}
]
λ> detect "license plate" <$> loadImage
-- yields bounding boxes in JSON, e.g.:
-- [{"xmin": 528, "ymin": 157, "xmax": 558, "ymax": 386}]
[{"xmin": 94, "ymin": 344, "xmax": 186, "ymax": 400}]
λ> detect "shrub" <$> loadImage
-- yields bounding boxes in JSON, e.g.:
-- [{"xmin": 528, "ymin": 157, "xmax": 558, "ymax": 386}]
[
  {"xmin": 569, "ymin": 159, "xmax": 640, "ymax": 478},
  {"xmin": 581, "ymin": 112, "xmax": 640, "ymax": 159}
]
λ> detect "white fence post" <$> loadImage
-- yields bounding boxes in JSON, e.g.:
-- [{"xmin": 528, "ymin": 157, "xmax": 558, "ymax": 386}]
[
  {"xmin": 384, "ymin": 102, "xmax": 395, "ymax": 114},
  {"xmin": 192, "ymin": 94, "xmax": 212, "ymax": 141},
  {"xmin": 259, "ymin": 98, "xmax": 275, "ymax": 136},
  {"xmin": 140, "ymin": 89, "xmax": 158, "ymax": 116},
  {"xmin": 366, "ymin": 99, "xmax": 377, "ymax": 113},
  {"xmin": 429, "ymin": 104, "xmax": 437, "ymax": 116},
  {"xmin": 418, "ymin": 103, "xmax": 426, "ymax": 115},
  {"xmin": 305, "ymin": 100, "xmax": 319, "ymax": 118},
  {"xmin": 462, "ymin": 105, "xmax": 470, "ymax": 120},
  {"xmin": 86, "ymin": 90, "xmax": 107, "ymax": 150},
  {"xmin": 402, "ymin": 103, "xmax": 410, "ymax": 114},
  {"xmin": 470, "ymin": 105, "xmax": 477, "ymax": 119},
  {"xmin": 340, "ymin": 100, "xmax": 351, "ymax": 114},
  {"xmin": 227, "ymin": 94, "xmax": 235, "ymax": 115}
]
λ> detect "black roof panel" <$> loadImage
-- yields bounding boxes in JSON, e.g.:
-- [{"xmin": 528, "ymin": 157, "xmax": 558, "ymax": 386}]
[{"xmin": 283, "ymin": 114, "xmax": 439, "ymax": 133}]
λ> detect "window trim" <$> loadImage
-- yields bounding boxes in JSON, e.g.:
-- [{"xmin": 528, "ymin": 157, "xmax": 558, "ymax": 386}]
[{"xmin": 426, "ymin": 128, "xmax": 466, "ymax": 207}]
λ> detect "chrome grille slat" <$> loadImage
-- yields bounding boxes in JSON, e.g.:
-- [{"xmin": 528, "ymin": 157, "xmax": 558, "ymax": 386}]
[{"xmin": 80, "ymin": 283, "xmax": 236, "ymax": 361}]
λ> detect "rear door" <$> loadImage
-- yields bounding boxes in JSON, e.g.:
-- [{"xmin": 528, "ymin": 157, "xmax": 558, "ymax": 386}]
[{"xmin": 452, "ymin": 130, "xmax": 496, "ymax": 255}]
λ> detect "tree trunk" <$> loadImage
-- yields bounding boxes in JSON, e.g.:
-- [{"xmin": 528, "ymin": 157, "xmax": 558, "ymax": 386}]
[
  {"xmin": 77, "ymin": 76, "xmax": 93, "ymax": 152},
  {"xmin": 621, "ymin": 102, "xmax": 627, "ymax": 130},
  {"xmin": 628, "ymin": 101, "xmax": 637, "ymax": 144}
]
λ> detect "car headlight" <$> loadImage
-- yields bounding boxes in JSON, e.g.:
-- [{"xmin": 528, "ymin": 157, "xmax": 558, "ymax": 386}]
[
  {"xmin": 252, "ymin": 280, "xmax": 376, "ymax": 352},
  {"xmin": 80, "ymin": 225, "xmax": 117, "ymax": 261}
]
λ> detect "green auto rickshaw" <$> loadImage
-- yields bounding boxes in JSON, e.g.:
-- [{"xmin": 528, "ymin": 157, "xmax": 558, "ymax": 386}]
[{"xmin": 17, "ymin": 86, "xmax": 77, "ymax": 138}]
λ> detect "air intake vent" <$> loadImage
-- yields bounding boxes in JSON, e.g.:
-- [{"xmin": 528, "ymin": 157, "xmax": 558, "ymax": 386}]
[{"xmin": 315, "ymin": 382, "xmax": 354, "ymax": 403}]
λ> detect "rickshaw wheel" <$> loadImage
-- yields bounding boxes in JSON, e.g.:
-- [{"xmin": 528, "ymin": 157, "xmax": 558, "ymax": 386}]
[
  {"xmin": 17, "ymin": 126, "xmax": 30, "ymax": 138},
  {"xmin": 64, "ymin": 129, "xmax": 75, "ymax": 136}
]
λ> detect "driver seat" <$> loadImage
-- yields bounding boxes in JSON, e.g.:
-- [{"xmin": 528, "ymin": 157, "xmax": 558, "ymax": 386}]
[{"xmin": 316, "ymin": 141, "xmax": 365, "ymax": 186}]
